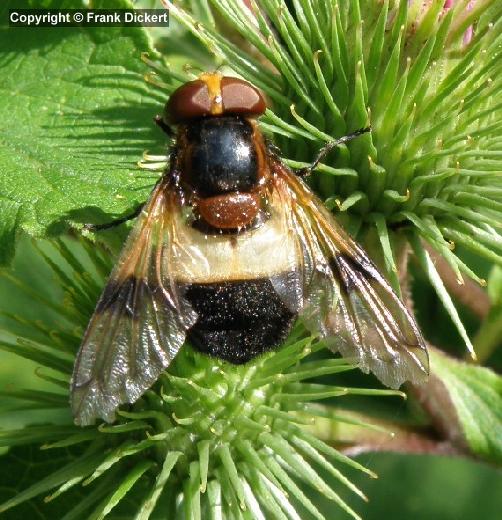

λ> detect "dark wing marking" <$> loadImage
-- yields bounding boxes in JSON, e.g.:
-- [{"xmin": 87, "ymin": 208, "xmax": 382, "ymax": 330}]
[
  {"xmin": 71, "ymin": 179, "xmax": 197, "ymax": 425},
  {"xmin": 271, "ymin": 160, "xmax": 429, "ymax": 388}
]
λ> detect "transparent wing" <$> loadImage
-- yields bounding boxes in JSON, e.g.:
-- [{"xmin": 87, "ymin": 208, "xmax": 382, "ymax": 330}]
[
  {"xmin": 272, "ymin": 160, "xmax": 429, "ymax": 388},
  {"xmin": 71, "ymin": 179, "xmax": 197, "ymax": 425}
]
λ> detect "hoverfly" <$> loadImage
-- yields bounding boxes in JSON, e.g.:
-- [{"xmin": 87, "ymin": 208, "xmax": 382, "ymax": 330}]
[{"xmin": 71, "ymin": 73, "xmax": 429, "ymax": 426}]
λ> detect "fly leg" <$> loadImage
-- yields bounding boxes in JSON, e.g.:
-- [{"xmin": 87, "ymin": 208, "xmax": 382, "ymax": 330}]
[
  {"xmin": 86, "ymin": 117, "xmax": 176, "ymax": 232},
  {"xmin": 296, "ymin": 127, "xmax": 371, "ymax": 177},
  {"xmin": 83, "ymin": 204, "xmax": 144, "ymax": 232},
  {"xmin": 154, "ymin": 115, "xmax": 173, "ymax": 136}
]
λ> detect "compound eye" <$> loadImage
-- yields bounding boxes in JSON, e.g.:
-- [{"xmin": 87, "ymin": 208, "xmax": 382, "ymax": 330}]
[
  {"xmin": 221, "ymin": 77, "xmax": 266, "ymax": 117},
  {"xmin": 163, "ymin": 75, "xmax": 267, "ymax": 124},
  {"xmin": 164, "ymin": 79, "xmax": 212, "ymax": 124}
]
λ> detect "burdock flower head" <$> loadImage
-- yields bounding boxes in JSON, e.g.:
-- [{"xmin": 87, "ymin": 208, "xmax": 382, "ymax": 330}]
[{"xmin": 0, "ymin": 1, "xmax": 501, "ymax": 519}]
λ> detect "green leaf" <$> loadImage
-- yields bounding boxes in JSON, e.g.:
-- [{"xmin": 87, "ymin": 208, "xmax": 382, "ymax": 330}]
[
  {"xmin": 0, "ymin": 0, "xmax": 160, "ymax": 265},
  {"xmin": 0, "ymin": 199, "xmax": 21, "ymax": 265},
  {"xmin": 430, "ymin": 349, "xmax": 502, "ymax": 464}
]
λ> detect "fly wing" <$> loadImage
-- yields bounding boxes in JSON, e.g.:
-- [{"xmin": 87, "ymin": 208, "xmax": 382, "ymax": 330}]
[
  {"xmin": 71, "ymin": 179, "xmax": 197, "ymax": 425},
  {"xmin": 272, "ymin": 160, "xmax": 428, "ymax": 388}
]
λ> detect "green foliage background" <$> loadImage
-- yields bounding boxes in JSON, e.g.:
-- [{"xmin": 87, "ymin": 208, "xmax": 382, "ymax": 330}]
[{"xmin": 0, "ymin": 0, "xmax": 501, "ymax": 518}]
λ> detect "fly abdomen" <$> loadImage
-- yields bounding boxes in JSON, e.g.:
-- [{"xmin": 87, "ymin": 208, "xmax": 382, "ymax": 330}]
[{"xmin": 184, "ymin": 277, "xmax": 297, "ymax": 364}]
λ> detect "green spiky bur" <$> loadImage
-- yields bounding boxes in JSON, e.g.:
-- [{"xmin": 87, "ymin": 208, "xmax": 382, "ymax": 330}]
[{"xmin": 0, "ymin": 237, "xmax": 401, "ymax": 519}]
